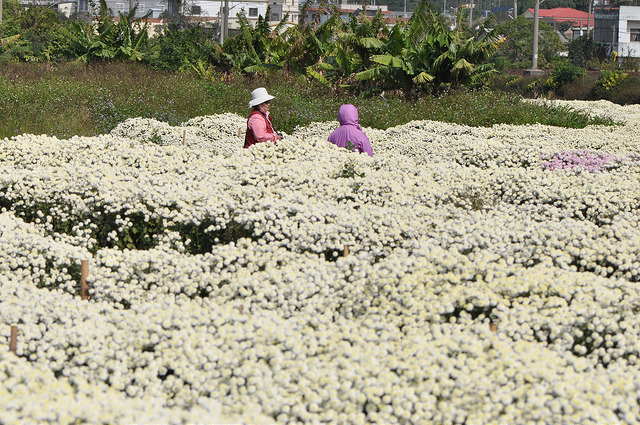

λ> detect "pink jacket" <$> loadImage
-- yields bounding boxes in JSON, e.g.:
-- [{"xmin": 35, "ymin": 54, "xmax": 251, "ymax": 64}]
[{"xmin": 327, "ymin": 104, "xmax": 374, "ymax": 157}]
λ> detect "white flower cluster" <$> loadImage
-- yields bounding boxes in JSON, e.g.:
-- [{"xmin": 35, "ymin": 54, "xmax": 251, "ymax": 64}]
[
  {"xmin": 0, "ymin": 293, "xmax": 270, "ymax": 425},
  {"xmin": 110, "ymin": 113, "xmax": 247, "ymax": 156},
  {"xmin": 1, "ymin": 102, "xmax": 640, "ymax": 424},
  {"xmin": 0, "ymin": 213, "xmax": 90, "ymax": 293},
  {"xmin": 526, "ymin": 98, "xmax": 640, "ymax": 126}
]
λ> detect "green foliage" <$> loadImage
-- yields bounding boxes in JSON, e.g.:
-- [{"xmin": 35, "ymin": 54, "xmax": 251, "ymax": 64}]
[
  {"xmin": 63, "ymin": 0, "xmax": 150, "ymax": 63},
  {"xmin": 493, "ymin": 15, "xmax": 564, "ymax": 69},
  {"xmin": 545, "ymin": 59, "xmax": 584, "ymax": 91},
  {"xmin": 214, "ymin": 6, "xmax": 291, "ymax": 75},
  {"xmin": 149, "ymin": 131, "xmax": 164, "ymax": 145},
  {"xmin": 301, "ymin": 8, "xmax": 353, "ymax": 86},
  {"xmin": 594, "ymin": 69, "xmax": 628, "ymax": 93},
  {"xmin": 335, "ymin": 157, "xmax": 366, "ymax": 179},
  {"xmin": 0, "ymin": 61, "xmax": 216, "ymax": 138},
  {"xmin": 558, "ymin": 21, "xmax": 576, "ymax": 33},
  {"xmin": 591, "ymin": 70, "xmax": 640, "ymax": 104},
  {"xmin": 281, "ymin": 4, "xmax": 343, "ymax": 76},
  {"xmin": 619, "ymin": 57, "xmax": 640, "ymax": 72},
  {"xmin": 567, "ymin": 34, "xmax": 608, "ymax": 68},
  {"xmin": 307, "ymin": 10, "xmax": 389, "ymax": 89},
  {"xmin": 355, "ymin": 3, "xmax": 498, "ymax": 95},
  {"xmin": 0, "ymin": 0, "xmax": 70, "ymax": 62},
  {"xmin": 603, "ymin": 74, "xmax": 640, "ymax": 104},
  {"xmin": 145, "ymin": 26, "xmax": 216, "ymax": 72}
]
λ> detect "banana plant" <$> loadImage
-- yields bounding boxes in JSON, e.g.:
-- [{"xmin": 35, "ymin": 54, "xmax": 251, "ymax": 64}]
[
  {"xmin": 63, "ymin": 20, "xmax": 117, "ymax": 63},
  {"xmin": 354, "ymin": 15, "xmax": 435, "ymax": 93},
  {"xmin": 281, "ymin": 2, "xmax": 341, "ymax": 75},
  {"xmin": 113, "ymin": 5, "xmax": 150, "ymax": 61},
  {"xmin": 355, "ymin": 1, "xmax": 498, "ymax": 94},
  {"xmin": 307, "ymin": 9, "xmax": 387, "ymax": 89},
  {"xmin": 220, "ymin": 7, "xmax": 290, "ymax": 73},
  {"xmin": 63, "ymin": 0, "xmax": 149, "ymax": 63}
]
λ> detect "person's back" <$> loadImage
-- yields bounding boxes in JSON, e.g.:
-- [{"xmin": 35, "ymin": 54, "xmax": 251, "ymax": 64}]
[{"xmin": 328, "ymin": 104, "xmax": 373, "ymax": 157}]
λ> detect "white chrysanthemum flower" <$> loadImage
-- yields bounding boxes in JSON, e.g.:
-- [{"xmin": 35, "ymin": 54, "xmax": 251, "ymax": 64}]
[{"xmin": 2, "ymin": 102, "xmax": 640, "ymax": 424}]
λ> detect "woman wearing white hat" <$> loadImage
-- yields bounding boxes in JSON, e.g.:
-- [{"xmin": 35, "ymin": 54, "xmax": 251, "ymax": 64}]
[{"xmin": 244, "ymin": 87, "xmax": 283, "ymax": 148}]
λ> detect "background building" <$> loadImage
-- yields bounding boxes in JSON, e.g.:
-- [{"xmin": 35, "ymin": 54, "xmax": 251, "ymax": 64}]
[
  {"xmin": 303, "ymin": 0, "xmax": 393, "ymax": 25},
  {"xmin": 523, "ymin": 7, "xmax": 593, "ymax": 41},
  {"xmin": 594, "ymin": 5, "xmax": 640, "ymax": 58}
]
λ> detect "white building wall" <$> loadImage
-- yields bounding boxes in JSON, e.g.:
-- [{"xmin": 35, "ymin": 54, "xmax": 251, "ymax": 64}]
[
  {"xmin": 195, "ymin": 0, "xmax": 300, "ymax": 28},
  {"xmin": 195, "ymin": 0, "xmax": 267, "ymax": 21},
  {"xmin": 282, "ymin": 0, "xmax": 300, "ymax": 24},
  {"xmin": 617, "ymin": 6, "xmax": 640, "ymax": 58},
  {"xmin": 94, "ymin": 0, "xmax": 166, "ymax": 18}
]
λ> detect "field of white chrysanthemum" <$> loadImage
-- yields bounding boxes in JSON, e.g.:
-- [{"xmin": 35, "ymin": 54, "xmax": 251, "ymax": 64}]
[{"xmin": 1, "ymin": 99, "xmax": 640, "ymax": 424}]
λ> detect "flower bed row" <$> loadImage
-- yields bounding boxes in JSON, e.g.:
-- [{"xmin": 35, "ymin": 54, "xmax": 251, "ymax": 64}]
[{"xmin": 1, "ymin": 99, "xmax": 640, "ymax": 424}]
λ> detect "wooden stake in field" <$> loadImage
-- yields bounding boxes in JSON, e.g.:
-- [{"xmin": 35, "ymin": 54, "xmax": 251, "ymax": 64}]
[
  {"xmin": 343, "ymin": 245, "xmax": 350, "ymax": 257},
  {"xmin": 489, "ymin": 322, "xmax": 498, "ymax": 332},
  {"xmin": 182, "ymin": 129, "xmax": 186, "ymax": 146},
  {"xmin": 80, "ymin": 259, "xmax": 89, "ymax": 300},
  {"xmin": 238, "ymin": 127, "xmax": 242, "ymax": 138},
  {"xmin": 9, "ymin": 326, "xmax": 17, "ymax": 354}
]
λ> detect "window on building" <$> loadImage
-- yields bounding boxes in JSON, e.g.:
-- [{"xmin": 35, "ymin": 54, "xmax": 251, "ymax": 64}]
[
  {"xmin": 249, "ymin": 7, "xmax": 258, "ymax": 17},
  {"xmin": 138, "ymin": 3, "xmax": 145, "ymax": 13},
  {"xmin": 116, "ymin": 2, "xmax": 125, "ymax": 12},
  {"xmin": 631, "ymin": 28, "xmax": 640, "ymax": 42},
  {"xmin": 272, "ymin": 13, "xmax": 279, "ymax": 20}
]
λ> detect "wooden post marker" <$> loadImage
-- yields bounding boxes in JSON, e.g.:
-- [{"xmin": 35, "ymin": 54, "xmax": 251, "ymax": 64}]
[
  {"xmin": 489, "ymin": 322, "xmax": 498, "ymax": 332},
  {"xmin": 182, "ymin": 129, "xmax": 186, "ymax": 146},
  {"xmin": 80, "ymin": 259, "xmax": 89, "ymax": 300},
  {"xmin": 343, "ymin": 245, "xmax": 350, "ymax": 257},
  {"xmin": 9, "ymin": 326, "xmax": 17, "ymax": 354},
  {"xmin": 238, "ymin": 127, "xmax": 242, "ymax": 138}
]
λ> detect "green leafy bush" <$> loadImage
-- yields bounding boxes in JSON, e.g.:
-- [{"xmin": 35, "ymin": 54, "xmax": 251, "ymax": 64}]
[
  {"xmin": 558, "ymin": 72, "xmax": 598, "ymax": 101},
  {"xmin": 594, "ymin": 70, "xmax": 628, "ymax": 94},
  {"xmin": 0, "ymin": 0, "xmax": 71, "ymax": 62},
  {"xmin": 567, "ymin": 34, "xmax": 608, "ymax": 68},
  {"xmin": 489, "ymin": 74, "xmax": 547, "ymax": 99},
  {"xmin": 619, "ymin": 57, "xmax": 640, "ymax": 72},
  {"xmin": 145, "ymin": 26, "xmax": 218, "ymax": 72},
  {"xmin": 596, "ymin": 73, "xmax": 640, "ymax": 105},
  {"xmin": 545, "ymin": 60, "xmax": 584, "ymax": 92}
]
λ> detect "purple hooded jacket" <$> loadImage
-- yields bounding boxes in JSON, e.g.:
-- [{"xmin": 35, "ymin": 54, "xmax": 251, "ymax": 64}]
[{"xmin": 327, "ymin": 104, "xmax": 374, "ymax": 157}]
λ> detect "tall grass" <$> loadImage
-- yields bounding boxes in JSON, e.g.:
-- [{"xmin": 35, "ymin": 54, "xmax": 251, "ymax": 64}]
[{"xmin": 0, "ymin": 61, "xmax": 615, "ymax": 140}]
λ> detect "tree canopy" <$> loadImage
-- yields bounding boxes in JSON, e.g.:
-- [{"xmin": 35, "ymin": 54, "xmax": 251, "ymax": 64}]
[{"xmin": 493, "ymin": 15, "xmax": 564, "ymax": 68}]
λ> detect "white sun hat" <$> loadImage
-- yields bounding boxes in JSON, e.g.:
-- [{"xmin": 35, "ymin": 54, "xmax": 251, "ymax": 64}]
[{"xmin": 248, "ymin": 87, "xmax": 275, "ymax": 108}]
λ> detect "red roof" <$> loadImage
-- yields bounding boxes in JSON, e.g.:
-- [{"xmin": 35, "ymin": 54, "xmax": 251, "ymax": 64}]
[{"xmin": 526, "ymin": 7, "xmax": 593, "ymax": 27}]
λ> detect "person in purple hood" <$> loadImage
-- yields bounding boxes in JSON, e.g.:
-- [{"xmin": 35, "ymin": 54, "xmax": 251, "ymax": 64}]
[{"xmin": 328, "ymin": 104, "xmax": 374, "ymax": 157}]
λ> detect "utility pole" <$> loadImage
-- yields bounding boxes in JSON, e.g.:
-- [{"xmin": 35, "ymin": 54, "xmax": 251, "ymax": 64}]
[
  {"xmin": 513, "ymin": 0, "xmax": 517, "ymax": 18},
  {"xmin": 523, "ymin": 0, "xmax": 544, "ymax": 76},
  {"xmin": 468, "ymin": 0, "xmax": 473, "ymax": 27},
  {"xmin": 220, "ymin": 0, "xmax": 229, "ymax": 44},
  {"xmin": 587, "ymin": 0, "xmax": 593, "ymax": 37},
  {"xmin": 531, "ymin": 0, "xmax": 539, "ymax": 69}
]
